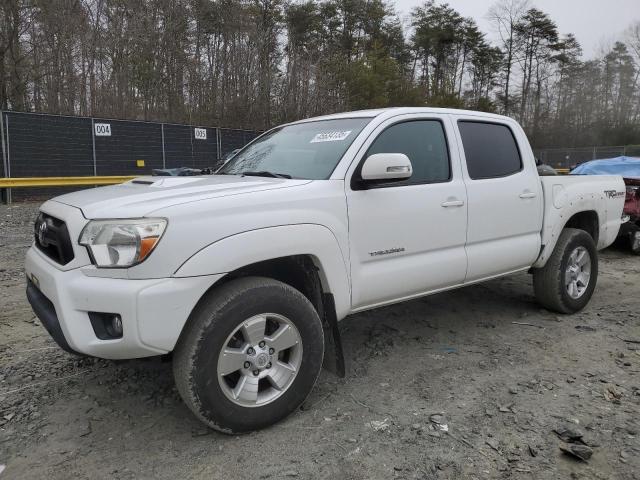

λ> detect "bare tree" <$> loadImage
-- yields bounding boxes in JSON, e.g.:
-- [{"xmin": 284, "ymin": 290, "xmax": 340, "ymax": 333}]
[
  {"xmin": 487, "ymin": 0, "xmax": 530, "ymax": 114},
  {"xmin": 0, "ymin": 0, "xmax": 638, "ymax": 148}
]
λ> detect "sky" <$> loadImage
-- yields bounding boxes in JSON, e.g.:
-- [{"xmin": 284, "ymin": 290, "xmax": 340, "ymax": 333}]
[{"xmin": 394, "ymin": 0, "xmax": 640, "ymax": 58}]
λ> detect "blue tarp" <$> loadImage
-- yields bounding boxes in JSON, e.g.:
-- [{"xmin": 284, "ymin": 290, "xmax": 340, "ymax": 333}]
[{"xmin": 570, "ymin": 156, "xmax": 640, "ymax": 178}]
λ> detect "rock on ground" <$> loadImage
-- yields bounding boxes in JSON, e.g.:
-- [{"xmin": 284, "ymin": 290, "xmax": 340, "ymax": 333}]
[{"xmin": 1, "ymin": 201, "xmax": 639, "ymax": 479}]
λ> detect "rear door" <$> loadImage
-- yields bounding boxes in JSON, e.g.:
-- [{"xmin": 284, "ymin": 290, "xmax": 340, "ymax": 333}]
[
  {"xmin": 453, "ymin": 116, "xmax": 543, "ymax": 281},
  {"xmin": 345, "ymin": 114, "xmax": 468, "ymax": 309}
]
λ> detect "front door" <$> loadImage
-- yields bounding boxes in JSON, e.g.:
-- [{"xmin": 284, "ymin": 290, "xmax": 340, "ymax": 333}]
[{"xmin": 346, "ymin": 116, "xmax": 468, "ymax": 310}]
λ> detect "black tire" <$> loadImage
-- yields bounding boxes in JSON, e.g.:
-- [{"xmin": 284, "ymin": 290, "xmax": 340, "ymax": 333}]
[
  {"xmin": 173, "ymin": 276, "xmax": 324, "ymax": 433},
  {"xmin": 630, "ymin": 230, "xmax": 640, "ymax": 255},
  {"xmin": 533, "ymin": 228, "xmax": 598, "ymax": 314}
]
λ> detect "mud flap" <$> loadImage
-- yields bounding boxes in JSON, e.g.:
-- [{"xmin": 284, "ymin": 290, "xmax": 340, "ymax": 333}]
[{"xmin": 321, "ymin": 293, "xmax": 346, "ymax": 377}]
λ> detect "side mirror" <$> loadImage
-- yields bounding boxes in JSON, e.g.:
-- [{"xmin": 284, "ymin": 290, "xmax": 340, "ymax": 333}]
[{"xmin": 361, "ymin": 153, "xmax": 412, "ymax": 181}]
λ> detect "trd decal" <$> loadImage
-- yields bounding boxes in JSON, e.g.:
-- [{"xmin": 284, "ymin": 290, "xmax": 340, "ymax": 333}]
[{"xmin": 604, "ymin": 190, "xmax": 625, "ymax": 199}]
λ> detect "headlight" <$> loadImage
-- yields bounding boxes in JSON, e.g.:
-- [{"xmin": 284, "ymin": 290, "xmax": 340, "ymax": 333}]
[{"xmin": 79, "ymin": 218, "xmax": 167, "ymax": 267}]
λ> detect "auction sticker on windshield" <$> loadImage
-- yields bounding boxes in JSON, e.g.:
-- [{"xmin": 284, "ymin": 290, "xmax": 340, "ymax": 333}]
[{"xmin": 310, "ymin": 130, "xmax": 352, "ymax": 143}]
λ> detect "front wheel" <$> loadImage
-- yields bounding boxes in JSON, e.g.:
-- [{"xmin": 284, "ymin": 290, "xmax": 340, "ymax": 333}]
[
  {"xmin": 173, "ymin": 276, "xmax": 324, "ymax": 433},
  {"xmin": 533, "ymin": 228, "xmax": 598, "ymax": 314}
]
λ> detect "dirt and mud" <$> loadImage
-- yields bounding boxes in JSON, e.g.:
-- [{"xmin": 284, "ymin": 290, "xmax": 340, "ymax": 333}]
[{"xmin": 1, "ymin": 201, "xmax": 639, "ymax": 479}]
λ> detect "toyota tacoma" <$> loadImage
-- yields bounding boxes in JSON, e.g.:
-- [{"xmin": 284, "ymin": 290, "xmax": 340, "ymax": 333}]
[{"xmin": 25, "ymin": 108, "xmax": 626, "ymax": 433}]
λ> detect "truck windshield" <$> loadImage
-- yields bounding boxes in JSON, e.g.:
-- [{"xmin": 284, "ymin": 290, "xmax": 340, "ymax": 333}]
[{"xmin": 217, "ymin": 118, "xmax": 372, "ymax": 179}]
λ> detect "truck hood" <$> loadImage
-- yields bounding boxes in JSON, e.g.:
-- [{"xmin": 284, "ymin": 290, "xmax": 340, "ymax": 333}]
[{"xmin": 53, "ymin": 175, "xmax": 312, "ymax": 218}]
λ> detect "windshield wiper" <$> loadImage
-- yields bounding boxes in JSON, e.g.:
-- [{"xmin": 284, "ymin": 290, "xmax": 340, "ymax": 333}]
[{"xmin": 241, "ymin": 171, "xmax": 292, "ymax": 179}]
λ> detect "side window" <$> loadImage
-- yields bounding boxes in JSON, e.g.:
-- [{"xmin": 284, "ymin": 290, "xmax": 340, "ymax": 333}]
[
  {"xmin": 364, "ymin": 120, "xmax": 450, "ymax": 185},
  {"xmin": 458, "ymin": 121, "xmax": 522, "ymax": 179}
]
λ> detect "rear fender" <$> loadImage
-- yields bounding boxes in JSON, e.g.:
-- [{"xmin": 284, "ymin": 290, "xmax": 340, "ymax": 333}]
[{"xmin": 534, "ymin": 179, "xmax": 624, "ymax": 267}]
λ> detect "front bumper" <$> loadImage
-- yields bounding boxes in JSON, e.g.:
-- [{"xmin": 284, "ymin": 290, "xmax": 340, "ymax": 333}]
[
  {"xmin": 25, "ymin": 246, "xmax": 222, "ymax": 359},
  {"xmin": 26, "ymin": 278, "xmax": 81, "ymax": 355}
]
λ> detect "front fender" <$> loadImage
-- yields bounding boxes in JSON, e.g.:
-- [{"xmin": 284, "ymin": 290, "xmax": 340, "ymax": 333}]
[{"xmin": 173, "ymin": 224, "xmax": 351, "ymax": 320}]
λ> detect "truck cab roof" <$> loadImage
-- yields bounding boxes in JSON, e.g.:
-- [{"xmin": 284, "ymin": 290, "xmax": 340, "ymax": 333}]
[{"xmin": 290, "ymin": 107, "xmax": 514, "ymax": 125}]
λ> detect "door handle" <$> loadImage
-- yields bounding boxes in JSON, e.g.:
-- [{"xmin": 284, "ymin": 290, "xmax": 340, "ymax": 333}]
[
  {"xmin": 441, "ymin": 199, "xmax": 465, "ymax": 207},
  {"xmin": 519, "ymin": 192, "xmax": 537, "ymax": 199}
]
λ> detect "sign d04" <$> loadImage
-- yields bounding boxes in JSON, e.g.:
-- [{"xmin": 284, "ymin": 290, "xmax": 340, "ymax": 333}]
[{"xmin": 94, "ymin": 123, "xmax": 111, "ymax": 136}]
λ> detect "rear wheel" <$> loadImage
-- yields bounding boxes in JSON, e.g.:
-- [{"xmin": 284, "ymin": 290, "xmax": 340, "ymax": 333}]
[
  {"xmin": 533, "ymin": 228, "xmax": 598, "ymax": 314},
  {"xmin": 173, "ymin": 276, "xmax": 324, "ymax": 433}
]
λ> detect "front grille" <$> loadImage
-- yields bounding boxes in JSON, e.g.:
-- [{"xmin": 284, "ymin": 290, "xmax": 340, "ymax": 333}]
[{"xmin": 34, "ymin": 213, "xmax": 75, "ymax": 265}]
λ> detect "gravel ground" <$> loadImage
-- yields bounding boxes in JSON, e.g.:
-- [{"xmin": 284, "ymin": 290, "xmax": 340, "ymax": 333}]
[{"xmin": 0, "ymin": 201, "xmax": 639, "ymax": 480}]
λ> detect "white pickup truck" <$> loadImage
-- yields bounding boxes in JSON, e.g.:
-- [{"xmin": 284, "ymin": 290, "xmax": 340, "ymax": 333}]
[{"xmin": 25, "ymin": 108, "xmax": 625, "ymax": 433}]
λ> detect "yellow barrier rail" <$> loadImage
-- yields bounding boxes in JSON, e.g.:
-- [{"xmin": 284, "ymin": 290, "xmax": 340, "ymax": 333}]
[
  {"xmin": 0, "ymin": 168, "xmax": 572, "ymax": 190},
  {"xmin": 0, "ymin": 176, "xmax": 136, "ymax": 188}
]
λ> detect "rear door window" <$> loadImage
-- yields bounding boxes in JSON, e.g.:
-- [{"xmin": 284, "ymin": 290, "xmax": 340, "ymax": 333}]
[{"xmin": 458, "ymin": 121, "xmax": 522, "ymax": 179}]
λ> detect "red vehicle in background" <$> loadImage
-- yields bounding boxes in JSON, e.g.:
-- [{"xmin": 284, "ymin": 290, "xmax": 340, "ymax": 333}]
[
  {"xmin": 571, "ymin": 156, "xmax": 640, "ymax": 255},
  {"xmin": 621, "ymin": 177, "xmax": 640, "ymax": 255}
]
